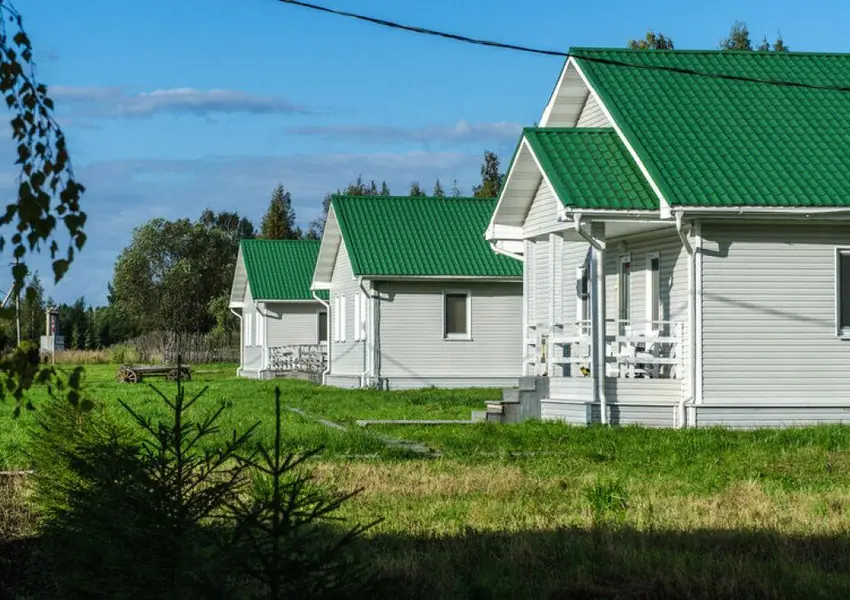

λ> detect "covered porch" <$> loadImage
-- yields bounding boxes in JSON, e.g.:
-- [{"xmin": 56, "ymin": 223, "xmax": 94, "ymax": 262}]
[{"xmin": 539, "ymin": 214, "xmax": 693, "ymax": 426}]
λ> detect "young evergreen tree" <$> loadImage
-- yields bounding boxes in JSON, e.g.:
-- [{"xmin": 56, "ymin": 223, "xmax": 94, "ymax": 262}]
[
  {"xmin": 433, "ymin": 179, "xmax": 446, "ymax": 197},
  {"xmin": 472, "ymin": 151, "xmax": 504, "ymax": 198},
  {"xmin": 261, "ymin": 184, "xmax": 300, "ymax": 240},
  {"xmin": 408, "ymin": 181, "xmax": 426, "ymax": 197}
]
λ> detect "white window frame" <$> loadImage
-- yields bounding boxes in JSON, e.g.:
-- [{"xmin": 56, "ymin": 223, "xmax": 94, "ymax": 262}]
[
  {"xmin": 443, "ymin": 290, "xmax": 472, "ymax": 341},
  {"xmin": 340, "ymin": 295, "xmax": 347, "ymax": 343},
  {"xmin": 618, "ymin": 254, "xmax": 632, "ymax": 328},
  {"xmin": 317, "ymin": 310, "xmax": 328, "ymax": 345},
  {"xmin": 333, "ymin": 296, "xmax": 341, "ymax": 342},
  {"xmin": 646, "ymin": 252, "xmax": 661, "ymax": 333},
  {"xmin": 359, "ymin": 289, "xmax": 368, "ymax": 341},
  {"xmin": 353, "ymin": 292, "xmax": 361, "ymax": 342},
  {"xmin": 576, "ymin": 264, "xmax": 590, "ymax": 326},
  {"xmin": 837, "ymin": 248, "xmax": 850, "ymax": 338},
  {"xmin": 256, "ymin": 309, "xmax": 264, "ymax": 347},
  {"xmin": 245, "ymin": 312, "xmax": 253, "ymax": 347}
]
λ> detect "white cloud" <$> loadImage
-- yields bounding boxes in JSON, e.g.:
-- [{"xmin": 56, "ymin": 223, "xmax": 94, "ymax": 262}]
[
  {"xmin": 287, "ymin": 120, "xmax": 524, "ymax": 147},
  {"xmin": 50, "ymin": 85, "xmax": 315, "ymax": 119}
]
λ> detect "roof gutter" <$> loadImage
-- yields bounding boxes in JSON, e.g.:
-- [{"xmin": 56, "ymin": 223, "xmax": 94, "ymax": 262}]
[
  {"xmin": 311, "ymin": 290, "xmax": 331, "ymax": 386},
  {"xmin": 571, "ymin": 213, "xmax": 606, "ymax": 252},
  {"xmin": 489, "ymin": 240, "xmax": 523, "ymax": 262}
]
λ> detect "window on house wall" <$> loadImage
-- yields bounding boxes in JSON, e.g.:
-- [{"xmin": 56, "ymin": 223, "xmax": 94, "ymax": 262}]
[
  {"xmin": 353, "ymin": 292, "xmax": 361, "ymax": 342},
  {"xmin": 647, "ymin": 253, "xmax": 661, "ymax": 332},
  {"xmin": 245, "ymin": 312, "xmax": 253, "ymax": 347},
  {"xmin": 444, "ymin": 292, "xmax": 470, "ymax": 339},
  {"xmin": 838, "ymin": 250, "xmax": 850, "ymax": 335},
  {"xmin": 333, "ymin": 297, "xmax": 340, "ymax": 342},
  {"xmin": 340, "ymin": 295, "xmax": 347, "ymax": 342},
  {"xmin": 618, "ymin": 256, "xmax": 631, "ymax": 328},
  {"xmin": 318, "ymin": 311, "xmax": 328, "ymax": 343},
  {"xmin": 576, "ymin": 264, "xmax": 590, "ymax": 326}
]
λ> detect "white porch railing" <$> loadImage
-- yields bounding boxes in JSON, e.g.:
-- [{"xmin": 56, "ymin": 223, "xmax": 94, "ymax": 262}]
[
  {"xmin": 268, "ymin": 344, "xmax": 327, "ymax": 374},
  {"xmin": 550, "ymin": 319, "xmax": 684, "ymax": 379}
]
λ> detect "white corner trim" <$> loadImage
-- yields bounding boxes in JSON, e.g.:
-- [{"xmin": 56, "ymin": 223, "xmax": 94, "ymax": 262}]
[
  {"xmin": 645, "ymin": 251, "xmax": 660, "ymax": 334},
  {"xmin": 571, "ymin": 58, "xmax": 672, "ymax": 219}
]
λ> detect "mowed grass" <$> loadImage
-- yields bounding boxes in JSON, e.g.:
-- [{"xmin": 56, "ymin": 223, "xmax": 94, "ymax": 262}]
[{"xmin": 4, "ymin": 365, "xmax": 850, "ymax": 597}]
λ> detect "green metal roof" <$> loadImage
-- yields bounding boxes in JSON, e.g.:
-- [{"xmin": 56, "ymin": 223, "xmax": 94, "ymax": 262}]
[
  {"xmin": 571, "ymin": 48, "xmax": 850, "ymax": 208},
  {"xmin": 523, "ymin": 127, "xmax": 658, "ymax": 210},
  {"xmin": 331, "ymin": 195, "xmax": 522, "ymax": 278},
  {"xmin": 241, "ymin": 239, "xmax": 327, "ymax": 301}
]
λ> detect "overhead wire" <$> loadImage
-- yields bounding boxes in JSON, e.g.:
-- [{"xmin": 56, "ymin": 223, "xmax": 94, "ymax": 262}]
[{"xmin": 279, "ymin": 0, "xmax": 850, "ymax": 93}]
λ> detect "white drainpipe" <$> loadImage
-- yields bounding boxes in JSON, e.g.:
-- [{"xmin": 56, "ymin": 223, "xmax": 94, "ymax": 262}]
[
  {"xmin": 675, "ymin": 210, "xmax": 695, "ymax": 428},
  {"xmin": 575, "ymin": 215, "xmax": 609, "ymax": 425},
  {"xmin": 358, "ymin": 277, "xmax": 370, "ymax": 388},
  {"xmin": 312, "ymin": 290, "xmax": 331, "ymax": 385},
  {"xmin": 230, "ymin": 307, "xmax": 242, "ymax": 376}
]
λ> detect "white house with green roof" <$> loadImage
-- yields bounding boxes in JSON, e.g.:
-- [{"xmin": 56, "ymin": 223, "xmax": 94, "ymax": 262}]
[
  {"xmin": 311, "ymin": 195, "xmax": 523, "ymax": 390},
  {"xmin": 229, "ymin": 239, "xmax": 328, "ymax": 379},
  {"xmin": 487, "ymin": 48, "xmax": 850, "ymax": 428}
]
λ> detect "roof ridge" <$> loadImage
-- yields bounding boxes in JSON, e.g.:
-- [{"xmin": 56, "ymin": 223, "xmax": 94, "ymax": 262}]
[
  {"xmin": 332, "ymin": 195, "xmax": 496, "ymax": 201},
  {"xmin": 525, "ymin": 127, "xmax": 615, "ymax": 134},
  {"xmin": 571, "ymin": 47, "xmax": 850, "ymax": 57}
]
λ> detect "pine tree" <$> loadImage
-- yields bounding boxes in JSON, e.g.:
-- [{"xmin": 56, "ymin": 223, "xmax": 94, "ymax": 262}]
[
  {"xmin": 261, "ymin": 184, "xmax": 300, "ymax": 240},
  {"xmin": 380, "ymin": 181, "xmax": 390, "ymax": 195},
  {"xmin": 721, "ymin": 21, "xmax": 752, "ymax": 50},
  {"xmin": 472, "ymin": 151, "xmax": 504, "ymax": 198},
  {"xmin": 450, "ymin": 180, "xmax": 462, "ymax": 197},
  {"xmin": 433, "ymin": 179, "xmax": 445, "ymax": 197},
  {"xmin": 408, "ymin": 182, "xmax": 426, "ymax": 197}
]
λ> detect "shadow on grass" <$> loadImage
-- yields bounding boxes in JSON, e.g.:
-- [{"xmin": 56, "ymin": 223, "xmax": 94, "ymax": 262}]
[
  {"xmin": 3, "ymin": 525, "xmax": 850, "ymax": 599},
  {"xmin": 362, "ymin": 526, "xmax": 850, "ymax": 599}
]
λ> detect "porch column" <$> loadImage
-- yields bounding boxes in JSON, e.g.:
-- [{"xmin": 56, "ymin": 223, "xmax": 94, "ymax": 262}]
[{"xmin": 589, "ymin": 222, "xmax": 608, "ymax": 425}]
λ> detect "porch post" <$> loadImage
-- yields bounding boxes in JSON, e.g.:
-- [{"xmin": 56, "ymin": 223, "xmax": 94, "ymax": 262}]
[{"xmin": 589, "ymin": 222, "xmax": 608, "ymax": 425}]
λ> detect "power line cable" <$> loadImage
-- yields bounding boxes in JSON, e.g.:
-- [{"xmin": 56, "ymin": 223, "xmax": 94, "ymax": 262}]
[{"xmin": 279, "ymin": 0, "xmax": 850, "ymax": 93}]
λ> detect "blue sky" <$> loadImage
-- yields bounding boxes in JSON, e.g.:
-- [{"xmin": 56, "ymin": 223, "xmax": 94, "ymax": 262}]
[{"xmin": 12, "ymin": 0, "xmax": 850, "ymax": 304}]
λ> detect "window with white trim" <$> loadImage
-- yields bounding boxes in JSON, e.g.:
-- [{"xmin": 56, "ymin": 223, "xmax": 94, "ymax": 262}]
[
  {"xmin": 245, "ymin": 312, "xmax": 253, "ymax": 347},
  {"xmin": 618, "ymin": 255, "xmax": 631, "ymax": 326},
  {"xmin": 318, "ymin": 311, "xmax": 328, "ymax": 343},
  {"xmin": 256, "ymin": 311, "xmax": 264, "ymax": 347},
  {"xmin": 576, "ymin": 264, "xmax": 590, "ymax": 325},
  {"xmin": 646, "ymin": 253, "xmax": 661, "ymax": 332},
  {"xmin": 353, "ymin": 292, "xmax": 361, "ymax": 342},
  {"xmin": 444, "ymin": 292, "xmax": 470, "ymax": 339},
  {"xmin": 333, "ymin": 297, "xmax": 341, "ymax": 342},
  {"xmin": 340, "ymin": 295, "xmax": 347, "ymax": 342},
  {"xmin": 838, "ymin": 249, "xmax": 850, "ymax": 336}
]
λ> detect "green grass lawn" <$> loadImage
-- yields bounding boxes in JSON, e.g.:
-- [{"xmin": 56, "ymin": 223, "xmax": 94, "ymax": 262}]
[{"xmin": 4, "ymin": 364, "xmax": 850, "ymax": 598}]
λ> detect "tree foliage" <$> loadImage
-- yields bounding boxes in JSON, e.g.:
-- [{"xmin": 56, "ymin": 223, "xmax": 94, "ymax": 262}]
[
  {"xmin": 627, "ymin": 31, "xmax": 675, "ymax": 50},
  {"xmin": 408, "ymin": 181, "xmax": 426, "ymax": 197},
  {"xmin": 306, "ymin": 176, "xmax": 390, "ymax": 239},
  {"xmin": 111, "ymin": 214, "xmax": 242, "ymax": 334},
  {"xmin": 0, "ymin": 1, "xmax": 86, "ymax": 293},
  {"xmin": 472, "ymin": 151, "xmax": 504, "ymax": 198},
  {"xmin": 432, "ymin": 179, "xmax": 445, "ymax": 197},
  {"xmin": 261, "ymin": 184, "xmax": 301, "ymax": 240}
]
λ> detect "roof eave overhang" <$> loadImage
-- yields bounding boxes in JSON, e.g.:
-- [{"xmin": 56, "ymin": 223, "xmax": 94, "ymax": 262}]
[
  {"xmin": 672, "ymin": 205, "xmax": 850, "ymax": 219},
  {"xmin": 558, "ymin": 206, "xmax": 663, "ymax": 222},
  {"xmin": 363, "ymin": 275, "xmax": 522, "ymax": 282}
]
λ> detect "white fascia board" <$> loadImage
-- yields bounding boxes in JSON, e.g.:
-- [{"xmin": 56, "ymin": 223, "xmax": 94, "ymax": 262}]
[
  {"xmin": 254, "ymin": 299, "xmax": 322, "ymax": 304},
  {"xmin": 228, "ymin": 302, "xmax": 244, "ymax": 309},
  {"xmin": 571, "ymin": 58, "xmax": 673, "ymax": 220},
  {"xmin": 486, "ymin": 137, "xmax": 533, "ymax": 239},
  {"xmin": 675, "ymin": 206, "xmax": 850, "ymax": 217},
  {"xmin": 539, "ymin": 57, "xmax": 573, "ymax": 127},
  {"xmin": 558, "ymin": 207, "xmax": 662, "ymax": 222},
  {"xmin": 487, "ymin": 223, "xmax": 524, "ymax": 242},
  {"xmin": 366, "ymin": 275, "xmax": 522, "ymax": 282}
]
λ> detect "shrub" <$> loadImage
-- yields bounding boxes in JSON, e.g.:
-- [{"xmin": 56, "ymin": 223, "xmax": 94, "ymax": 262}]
[{"xmin": 29, "ymin": 368, "xmax": 378, "ymax": 599}]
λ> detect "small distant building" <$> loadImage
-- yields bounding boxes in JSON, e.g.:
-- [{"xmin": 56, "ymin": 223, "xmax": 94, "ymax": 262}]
[
  {"xmin": 229, "ymin": 240, "xmax": 328, "ymax": 379},
  {"xmin": 40, "ymin": 306, "xmax": 64, "ymax": 355},
  {"xmin": 311, "ymin": 195, "xmax": 524, "ymax": 390}
]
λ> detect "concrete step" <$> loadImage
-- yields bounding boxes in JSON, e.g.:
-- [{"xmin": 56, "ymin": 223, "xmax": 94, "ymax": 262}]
[
  {"xmin": 501, "ymin": 388, "xmax": 520, "ymax": 403},
  {"xmin": 471, "ymin": 410, "xmax": 487, "ymax": 423}
]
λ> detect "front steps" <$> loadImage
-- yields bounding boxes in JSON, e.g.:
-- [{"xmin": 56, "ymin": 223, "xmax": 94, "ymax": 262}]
[{"xmin": 480, "ymin": 376, "xmax": 549, "ymax": 424}]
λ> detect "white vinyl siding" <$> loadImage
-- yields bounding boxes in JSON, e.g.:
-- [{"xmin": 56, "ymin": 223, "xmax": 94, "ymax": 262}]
[
  {"xmin": 523, "ymin": 181, "xmax": 561, "ymax": 239},
  {"xmin": 245, "ymin": 312, "xmax": 253, "ymax": 347},
  {"xmin": 263, "ymin": 302, "xmax": 327, "ymax": 347},
  {"xmin": 701, "ymin": 222, "xmax": 850, "ymax": 406},
  {"xmin": 240, "ymin": 285, "xmax": 262, "ymax": 374},
  {"xmin": 377, "ymin": 281, "xmax": 522, "ymax": 384},
  {"xmin": 327, "ymin": 240, "xmax": 365, "ymax": 377},
  {"xmin": 575, "ymin": 94, "xmax": 611, "ymax": 127},
  {"xmin": 256, "ymin": 310, "xmax": 264, "ymax": 347}
]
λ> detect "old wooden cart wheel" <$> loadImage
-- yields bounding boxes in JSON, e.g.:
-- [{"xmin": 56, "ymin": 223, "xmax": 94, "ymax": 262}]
[{"xmin": 126, "ymin": 369, "xmax": 139, "ymax": 384}]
